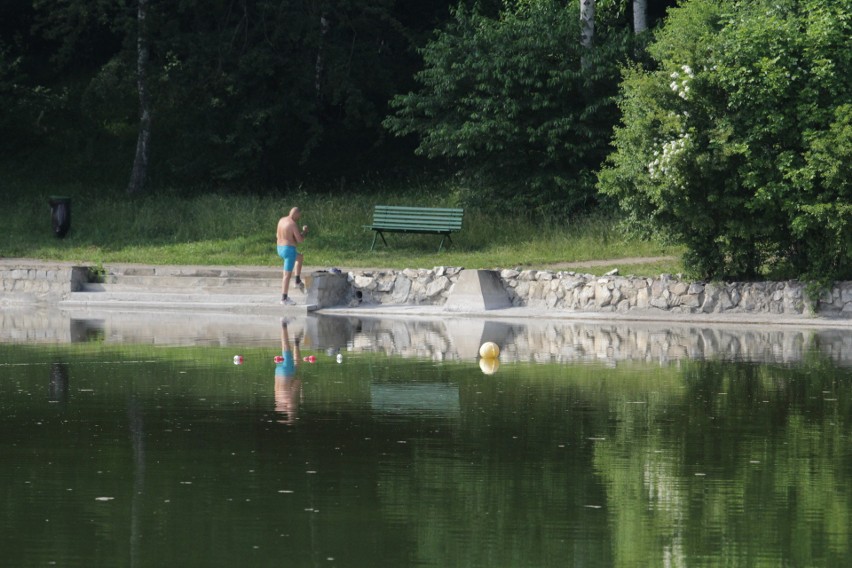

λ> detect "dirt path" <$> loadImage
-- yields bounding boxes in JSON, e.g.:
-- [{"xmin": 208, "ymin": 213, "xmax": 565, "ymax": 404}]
[
  {"xmin": 326, "ymin": 256, "xmax": 679, "ymax": 274},
  {"xmin": 1, "ymin": 255, "xmax": 679, "ymax": 274},
  {"xmin": 536, "ymin": 255, "xmax": 678, "ymax": 270}
]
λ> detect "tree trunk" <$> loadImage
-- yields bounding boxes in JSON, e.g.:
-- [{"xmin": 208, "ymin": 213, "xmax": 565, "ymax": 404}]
[
  {"xmin": 579, "ymin": 0, "xmax": 595, "ymax": 70},
  {"xmin": 127, "ymin": 0, "xmax": 151, "ymax": 195},
  {"xmin": 633, "ymin": 0, "xmax": 648, "ymax": 34},
  {"xmin": 314, "ymin": 14, "xmax": 329, "ymax": 98}
]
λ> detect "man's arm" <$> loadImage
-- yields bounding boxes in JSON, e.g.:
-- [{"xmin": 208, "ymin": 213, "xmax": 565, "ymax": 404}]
[{"xmin": 288, "ymin": 222, "xmax": 305, "ymax": 244}]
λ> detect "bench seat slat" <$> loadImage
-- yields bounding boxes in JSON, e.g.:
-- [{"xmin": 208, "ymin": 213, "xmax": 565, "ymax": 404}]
[
  {"xmin": 373, "ymin": 210, "xmax": 462, "ymax": 217},
  {"xmin": 371, "ymin": 224, "xmax": 460, "ymax": 230},
  {"xmin": 374, "ymin": 206, "xmax": 463, "ymax": 214},
  {"xmin": 369, "ymin": 221, "xmax": 462, "ymax": 228},
  {"xmin": 373, "ymin": 215, "xmax": 462, "ymax": 223},
  {"xmin": 371, "ymin": 219, "xmax": 462, "ymax": 228},
  {"xmin": 372, "ymin": 216, "xmax": 462, "ymax": 222}
]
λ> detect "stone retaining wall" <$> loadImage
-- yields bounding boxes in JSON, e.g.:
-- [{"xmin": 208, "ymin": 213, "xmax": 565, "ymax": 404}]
[
  {"xmin": 2, "ymin": 262, "xmax": 851, "ymax": 317},
  {"xmin": 0, "ymin": 265, "xmax": 89, "ymax": 304},
  {"xmin": 347, "ymin": 267, "xmax": 852, "ymax": 317}
]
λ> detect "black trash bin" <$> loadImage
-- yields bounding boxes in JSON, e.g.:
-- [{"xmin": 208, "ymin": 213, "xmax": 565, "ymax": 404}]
[{"xmin": 49, "ymin": 196, "xmax": 71, "ymax": 238}]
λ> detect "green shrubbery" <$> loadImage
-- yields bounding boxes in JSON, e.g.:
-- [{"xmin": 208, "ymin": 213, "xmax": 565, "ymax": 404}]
[
  {"xmin": 599, "ymin": 0, "xmax": 851, "ymax": 281},
  {"xmin": 385, "ymin": 1, "xmax": 633, "ymax": 218},
  {"xmin": 4, "ymin": 0, "xmax": 849, "ymax": 283}
]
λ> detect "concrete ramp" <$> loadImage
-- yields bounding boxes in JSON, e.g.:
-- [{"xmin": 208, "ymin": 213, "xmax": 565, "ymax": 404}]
[{"xmin": 444, "ymin": 269, "xmax": 512, "ymax": 312}]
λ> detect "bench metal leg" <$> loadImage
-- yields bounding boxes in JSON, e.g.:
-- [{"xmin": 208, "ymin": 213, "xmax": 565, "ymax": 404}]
[
  {"xmin": 438, "ymin": 233, "xmax": 452, "ymax": 252},
  {"xmin": 370, "ymin": 231, "xmax": 388, "ymax": 251}
]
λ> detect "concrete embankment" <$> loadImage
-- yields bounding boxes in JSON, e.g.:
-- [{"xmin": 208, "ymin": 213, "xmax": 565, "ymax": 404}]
[
  {"xmin": 341, "ymin": 266, "xmax": 852, "ymax": 323},
  {"xmin": 1, "ymin": 259, "xmax": 851, "ymax": 325}
]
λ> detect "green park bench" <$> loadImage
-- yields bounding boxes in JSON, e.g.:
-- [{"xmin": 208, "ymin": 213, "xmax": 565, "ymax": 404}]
[{"xmin": 364, "ymin": 205, "xmax": 465, "ymax": 252}]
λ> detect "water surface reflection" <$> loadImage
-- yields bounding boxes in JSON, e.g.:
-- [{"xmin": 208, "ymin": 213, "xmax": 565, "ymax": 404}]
[
  {"xmin": 0, "ymin": 310, "xmax": 850, "ymax": 567},
  {"xmin": 3, "ymin": 308, "xmax": 847, "ymax": 367}
]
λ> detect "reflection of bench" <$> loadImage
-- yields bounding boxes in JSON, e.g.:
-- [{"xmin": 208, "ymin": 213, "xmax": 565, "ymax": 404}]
[{"xmin": 364, "ymin": 205, "xmax": 464, "ymax": 252}]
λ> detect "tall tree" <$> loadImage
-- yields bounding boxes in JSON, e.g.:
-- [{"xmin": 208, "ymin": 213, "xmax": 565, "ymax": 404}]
[
  {"xmin": 633, "ymin": 0, "xmax": 647, "ymax": 33},
  {"xmin": 385, "ymin": 1, "xmax": 632, "ymax": 217},
  {"xmin": 146, "ymin": 0, "xmax": 431, "ymax": 184},
  {"xmin": 127, "ymin": 0, "xmax": 150, "ymax": 195},
  {"xmin": 22, "ymin": 0, "xmax": 463, "ymax": 186},
  {"xmin": 314, "ymin": 12, "xmax": 328, "ymax": 98},
  {"xmin": 579, "ymin": 0, "xmax": 595, "ymax": 68}
]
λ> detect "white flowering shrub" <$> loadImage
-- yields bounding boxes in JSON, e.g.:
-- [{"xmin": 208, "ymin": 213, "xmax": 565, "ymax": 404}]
[{"xmin": 598, "ymin": 0, "xmax": 851, "ymax": 281}]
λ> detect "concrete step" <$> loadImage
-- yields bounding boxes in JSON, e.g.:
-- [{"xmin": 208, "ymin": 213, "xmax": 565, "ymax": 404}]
[
  {"xmin": 61, "ymin": 291, "xmax": 316, "ymax": 314},
  {"xmin": 99, "ymin": 274, "xmax": 282, "ymax": 290},
  {"xmin": 82, "ymin": 281, "xmax": 282, "ymax": 294},
  {"xmin": 71, "ymin": 290, "xmax": 278, "ymax": 302},
  {"xmin": 59, "ymin": 265, "xmax": 345, "ymax": 314},
  {"xmin": 105, "ymin": 265, "xmax": 282, "ymax": 279}
]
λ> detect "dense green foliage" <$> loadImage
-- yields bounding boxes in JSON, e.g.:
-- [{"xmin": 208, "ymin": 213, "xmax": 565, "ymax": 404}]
[
  {"xmin": 0, "ymin": 0, "xmax": 664, "ymax": 203},
  {"xmin": 2, "ymin": 0, "xmax": 462, "ymax": 184},
  {"xmin": 384, "ymin": 0, "xmax": 634, "ymax": 217},
  {"xmin": 599, "ymin": 0, "xmax": 852, "ymax": 281},
  {"xmin": 3, "ymin": 1, "xmax": 846, "ymax": 282}
]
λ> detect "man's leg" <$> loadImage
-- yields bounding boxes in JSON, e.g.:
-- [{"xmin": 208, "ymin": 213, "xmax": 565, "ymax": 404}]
[
  {"xmin": 280, "ymin": 246, "xmax": 297, "ymax": 304},
  {"xmin": 294, "ymin": 253, "xmax": 304, "ymax": 292},
  {"xmin": 281, "ymin": 270, "xmax": 296, "ymax": 304},
  {"xmin": 281, "ymin": 270, "xmax": 292, "ymax": 295}
]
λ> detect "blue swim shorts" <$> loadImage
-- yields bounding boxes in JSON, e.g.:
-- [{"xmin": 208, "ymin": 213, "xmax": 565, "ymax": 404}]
[{"xmin": 277, "ymin": 245, "xmax": 298, "ymax": 272}]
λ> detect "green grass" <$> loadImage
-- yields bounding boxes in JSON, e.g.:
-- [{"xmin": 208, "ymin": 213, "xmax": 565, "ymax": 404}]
[{"xmin": 2, "ymin": 178, "xmax": 683, "ymax": 276}]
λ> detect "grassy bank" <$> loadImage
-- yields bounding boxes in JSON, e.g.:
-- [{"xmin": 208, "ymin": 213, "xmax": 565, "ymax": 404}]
[{"xmin": 2, "ymin": 178, "xmax": 682, "ymax": 275}]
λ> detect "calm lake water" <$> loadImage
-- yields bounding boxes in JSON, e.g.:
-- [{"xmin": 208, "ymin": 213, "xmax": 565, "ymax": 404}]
[{"xmin": 1, "ymin": 312, "xmax": 850, "ymax": 567}]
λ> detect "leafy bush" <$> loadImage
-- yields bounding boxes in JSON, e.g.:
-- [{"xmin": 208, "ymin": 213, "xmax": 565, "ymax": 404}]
[
  {"xmin": 0, "ymin": 40, "xmax": 65, "ymax": 153},
  {"xmin": 598, "ymin": 0, "xmax": 851, "ymax": 281},
  {"xmin": 385, "ymin": 0, "xmax": 632, "ymax": 219}
]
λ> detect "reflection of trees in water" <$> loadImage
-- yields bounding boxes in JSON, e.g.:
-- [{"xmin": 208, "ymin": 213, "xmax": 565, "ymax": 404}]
[
  {"xmin": 46, "ymin": 360, "xmax": 147, "ymax": 566},
  {"xmin": 128, "ymin": 397, "xmax": 145, "ymax": 568},
  {"xmin": 49, "ymin": 363, "xmax": 69, "ymax": 403},
  {"xmin": 374, "ymin": 376, "xmax": 617, "ymax": 566},
  {"xmin": 592, "ymin": 357, "xmax": 852, "ymax": 567}
]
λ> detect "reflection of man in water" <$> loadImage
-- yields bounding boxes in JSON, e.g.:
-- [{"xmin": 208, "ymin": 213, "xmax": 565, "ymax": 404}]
[{"xmin": 274, "ymin": 320, "xmax": 302, "ymax": 424}]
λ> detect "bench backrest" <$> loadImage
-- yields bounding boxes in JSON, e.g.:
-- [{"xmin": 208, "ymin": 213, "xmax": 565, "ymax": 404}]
[{"xmin": 372, "ymin": 206, "xmax": 464, "ymax": 231}]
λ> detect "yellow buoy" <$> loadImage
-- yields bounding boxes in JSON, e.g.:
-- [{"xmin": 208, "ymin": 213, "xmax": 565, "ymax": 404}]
[
  {"xmin": 479, "ymin": 341, "xmax": 500, "ymax": 359},
  {"xmin": 479, "ymin": 357, "xmax": 500, "ymax": 375}
]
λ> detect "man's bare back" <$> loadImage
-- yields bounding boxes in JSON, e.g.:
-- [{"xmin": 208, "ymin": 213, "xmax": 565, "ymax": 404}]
[{"xmin": 277, "ymin": 207, "xmax": 306, "ymax": 246}]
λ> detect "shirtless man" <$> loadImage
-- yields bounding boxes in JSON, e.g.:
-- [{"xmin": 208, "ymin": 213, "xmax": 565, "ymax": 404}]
[{"xmin": 276, "ymin": 206, "xmax": 308, "ymax": 305}]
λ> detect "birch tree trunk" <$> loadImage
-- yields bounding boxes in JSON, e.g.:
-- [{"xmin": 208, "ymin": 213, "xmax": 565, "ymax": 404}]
[
  {"xmin": 633, "ymin": 0, "xmax": 648, "ymax": 34},
  {"xmin": 315, "ymin": 14, "xmax": 329, "ymax": 98},
  {"xmin": 579, "ymin": 0, "xmax": 595, "ymax": 70},
  {"xmin": 127, "ymin": 0, "xmax": 151, "ymax": 195}
]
